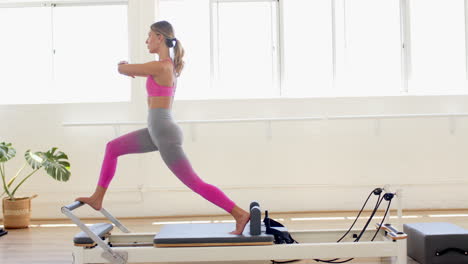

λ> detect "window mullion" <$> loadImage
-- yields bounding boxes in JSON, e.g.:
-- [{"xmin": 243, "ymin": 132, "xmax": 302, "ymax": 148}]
[
  {"xmin": 399, "ymin": 0, "xmax": 411, "ymax": 93},
  {"xmin": 331, "ymin": 0, "xmax": 336, "ymax": 89},
  {"xmin": 50, "ymin": 3, "xmax": 56, "ymax": 91},
  {"xmin": 209, "ymin": 0, "xmax": 215, "ymax": 90},
  {"xmin": 465, "ymin": 0, "xmax": 468, "ymax": 81},
  {"xmin": 273, "ymin": 0, "xmax": 282, "ymax": 97},
  {"xmin": 209, "ymin": 0, "xmax": 221, "ymax": 91},
  {"xmin": 278, "ymin": 0, "xmax": 285, "ymax": 97}
]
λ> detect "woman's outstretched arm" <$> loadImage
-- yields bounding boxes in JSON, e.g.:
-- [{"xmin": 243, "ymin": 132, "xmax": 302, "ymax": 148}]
[{"xmin": 118, "ymin": 61, "xmax": 169, "ymax": 77}]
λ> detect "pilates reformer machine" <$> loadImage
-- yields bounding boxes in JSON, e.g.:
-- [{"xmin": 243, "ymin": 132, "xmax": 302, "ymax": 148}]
[{"xmin": 62, "ymin": 186, "xmax": 408, "ymax": 264}]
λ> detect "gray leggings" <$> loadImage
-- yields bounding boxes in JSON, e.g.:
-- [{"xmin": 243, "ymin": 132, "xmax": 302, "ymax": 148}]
[{"xmin": 97, "ymin": 108, "xmax": 236, "ymax": 212}]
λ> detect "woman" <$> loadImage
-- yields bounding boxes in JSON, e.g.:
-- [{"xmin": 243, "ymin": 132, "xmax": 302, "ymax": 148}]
[{"xmin": 76, "ymin": 21, "xmax": 250, "ymax": 235}]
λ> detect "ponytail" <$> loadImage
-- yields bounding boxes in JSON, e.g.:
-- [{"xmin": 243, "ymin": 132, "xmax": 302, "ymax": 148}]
[{"xmin": 172, "ymin": 39, "xmax": 185, "ymax": 77}]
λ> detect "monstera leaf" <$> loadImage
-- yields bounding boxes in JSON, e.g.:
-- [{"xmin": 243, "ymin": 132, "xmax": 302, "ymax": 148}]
[
  {"xmin": 25, "ymin": 148, "xmax": 71, "ymax": 182},
  {"xmin": 2, "ymin": 146, "xmax": 71, "ymax": 199},
  {"xmin": 0, "ymin": 142, "xmax": 16, "ymax": 163},
  {"xmin": 25, "ymin": 150, "xmax": 44, "ymax": 169}
]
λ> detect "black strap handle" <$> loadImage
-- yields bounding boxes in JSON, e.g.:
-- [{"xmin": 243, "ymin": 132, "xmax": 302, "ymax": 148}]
[{"xmin": 435, "ymin": 248, "xmax": 468, "ymax": 257}]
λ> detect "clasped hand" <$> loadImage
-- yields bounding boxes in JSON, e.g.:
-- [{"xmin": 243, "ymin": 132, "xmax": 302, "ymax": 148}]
[{"xmin": 118, "ymin": 60, "xmax": 135, "ymax": 78}]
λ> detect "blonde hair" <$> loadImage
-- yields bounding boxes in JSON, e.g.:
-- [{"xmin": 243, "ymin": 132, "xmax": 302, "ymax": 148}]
[{"xmin": 150, "ymin": 21, "xmax": 185, "ymax": 77}]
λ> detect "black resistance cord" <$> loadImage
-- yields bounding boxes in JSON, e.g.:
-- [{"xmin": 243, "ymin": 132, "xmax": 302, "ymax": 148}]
[{"xmin": 270, "ymin": 188, "xmax": 395, "ymax": 264}]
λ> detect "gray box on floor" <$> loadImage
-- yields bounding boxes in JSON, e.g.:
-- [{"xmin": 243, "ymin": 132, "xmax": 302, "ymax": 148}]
[{"xmin": 403, "ymin": 222, "xmax": 468, "ymax": 264}]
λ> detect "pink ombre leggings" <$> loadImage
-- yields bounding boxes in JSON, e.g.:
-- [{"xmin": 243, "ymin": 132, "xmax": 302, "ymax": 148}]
[{"xmin": 97, "ymin": 108, "xmax": 236, "ymax": 213}]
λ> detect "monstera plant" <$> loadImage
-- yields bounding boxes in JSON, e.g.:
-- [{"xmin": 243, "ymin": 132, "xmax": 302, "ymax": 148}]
[{"xmin": 0, "ymin": 142, "xmax": 71, "ymax": 229}]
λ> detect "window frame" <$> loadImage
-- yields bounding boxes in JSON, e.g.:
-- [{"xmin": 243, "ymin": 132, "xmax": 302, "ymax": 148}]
[
  {"xmin": 209, "ymin": 0, "xmax": 281, "ymax": 99},
  {"xmin": 0, "ymin": 0, "xmax": 130, "ymax": 105},
  {"xmin": 3, "ymin": 0, "xmax": 468, "ymax": 101}
]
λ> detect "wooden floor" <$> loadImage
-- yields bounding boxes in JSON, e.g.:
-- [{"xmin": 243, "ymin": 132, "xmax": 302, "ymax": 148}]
[{"xmin": 2, "ymin": 209, "xmax": 468, "ymax": 264}]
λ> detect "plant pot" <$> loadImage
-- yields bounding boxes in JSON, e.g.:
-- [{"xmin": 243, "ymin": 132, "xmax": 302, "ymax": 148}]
[{"xmin": 2, "ymin": 195, "xmax": 37, "ymax": 229}]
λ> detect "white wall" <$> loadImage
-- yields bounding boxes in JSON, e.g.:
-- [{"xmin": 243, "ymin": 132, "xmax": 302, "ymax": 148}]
[
  {"xmin": 1, "ymin": 0, "xmax": 468, "ymax": 219},
  {"xmin": 2, "ymin": 95, "xmax": 468, "ymax": 219}
]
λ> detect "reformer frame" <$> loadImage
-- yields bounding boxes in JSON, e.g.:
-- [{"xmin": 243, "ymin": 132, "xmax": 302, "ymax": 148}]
[{"xmin": 62, "ymin": 187, "xmax": 407, "ymax": 264}]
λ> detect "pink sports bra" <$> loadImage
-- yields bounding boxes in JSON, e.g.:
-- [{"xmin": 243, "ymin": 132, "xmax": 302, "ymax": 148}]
[{"xmin": 146, "ymin": 59, "xmax": 176, "ymax": 97}]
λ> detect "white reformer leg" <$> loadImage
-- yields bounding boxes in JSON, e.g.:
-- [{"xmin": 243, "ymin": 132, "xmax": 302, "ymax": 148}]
[{"xmin": 380, "ymin": 186, "xmax": 407, "ymax": 264}]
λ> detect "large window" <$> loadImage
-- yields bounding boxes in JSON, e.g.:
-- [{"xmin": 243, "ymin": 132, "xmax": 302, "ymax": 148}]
[
  {"xmin": 335, "ymin": 0, "xmax": 401, "ymax": 96},
  {"xmin": 53, "ymin": 5, "xmax": 129, "ymax": 103},
  {"xmin": 0, "ymin": 7, "xmax": 54, "ymax": 105},
  {"xmin": 409, "ymin": 0, "xmax": 467, "ymax": 94},
  {"xmin": 282, "ymin": 0, "xmax": 333, "ymax": 97},
  {"xmin": 212, "ymin": 0, "xmax": 279, "ymax": 99},
  {"xmin": 3, "ymin": 0, "xmax": 467, "ymax": 103},
  {"xmin": 0, "ymin": 3, "xmax": 129, "ymax": 105},
  {"xmin": 158, "ymin": 0, "xmax": 279, "ymax": 99},
  {"xmin": 157, "ymin": 0, "xmax": 468, "ymax": 99}
]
